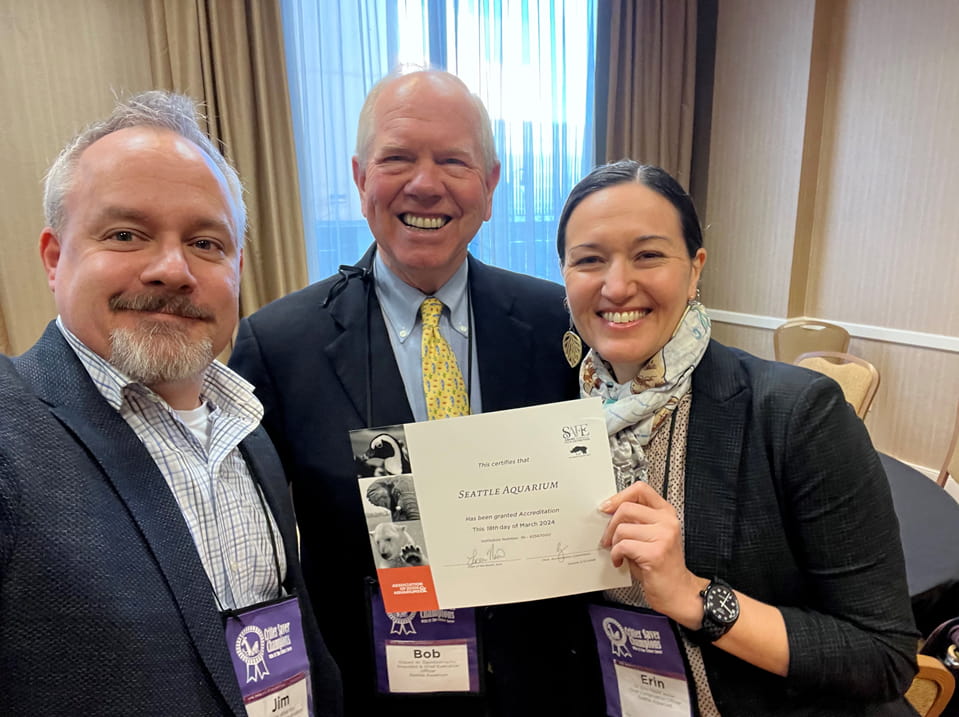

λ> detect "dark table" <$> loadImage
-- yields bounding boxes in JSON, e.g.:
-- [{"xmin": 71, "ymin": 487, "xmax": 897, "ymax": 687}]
[{"xmin": 881, "ymin": 453, "xmax": 959, "ymax": 635}]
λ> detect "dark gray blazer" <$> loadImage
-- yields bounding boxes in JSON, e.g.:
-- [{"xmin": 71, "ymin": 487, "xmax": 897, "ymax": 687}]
[
  {"xmin": 229, "ymin": 249, "xmax": 588, "ymax": 716},
  {"xmin": 0, "ymin": 324, "xmax": 342, "ymax": 717},
  {"xmin": 678, "ymin": 340, "xmax": 918, "ymax": 715}
]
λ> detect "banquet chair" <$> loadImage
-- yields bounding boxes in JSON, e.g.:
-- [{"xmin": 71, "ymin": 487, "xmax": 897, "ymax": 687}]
[
  {"xmin": 774, "ymin": 319, "xmax": 850, "ymax": 364},
  {"xmin": 905, "ymin": 654, "xmax": 955, "ymax": 717},
  {"xmin": 794, "ymin": 351, "xmax": 880, "ymax": 419},
  {"xmin": 937, "ymin": 400, "xmax": 959, "ymax": 488}
]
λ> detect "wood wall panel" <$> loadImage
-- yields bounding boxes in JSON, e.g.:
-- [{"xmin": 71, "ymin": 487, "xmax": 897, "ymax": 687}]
[
  {"xmin": 701, "ymin": 0, "xmax": 815, "ymax": 316},
  {"xmin": 705, "ymin": 0, "xmax": 958, "ymax": 470},
  {"xmin": 809, "ymin": 0, "xmax": 959, "ymax": 336},
  {"xmin": 0, "ymin": 0, "xmax": 154, "ymax": 354}
]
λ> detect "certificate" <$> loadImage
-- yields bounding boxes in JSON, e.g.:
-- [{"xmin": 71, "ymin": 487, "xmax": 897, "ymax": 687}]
[{"xmin": 352, "ymin": 397, "xmax": 630, "ymax": 612}]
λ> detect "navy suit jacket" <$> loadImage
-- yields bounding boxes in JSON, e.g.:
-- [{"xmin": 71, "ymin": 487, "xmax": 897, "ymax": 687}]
[
  {"xmin": 229, "ymin": 249, "xmax": 592, "ymax": 716},
  {"xmin": 0, "ymin": 324, "xmax": 342, "ymax": 716}
]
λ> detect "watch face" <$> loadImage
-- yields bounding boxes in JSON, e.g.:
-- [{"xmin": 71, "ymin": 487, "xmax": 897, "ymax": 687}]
[{"xmin": 704, "ymin": 584, "xmax": 740, "ymax": 624}]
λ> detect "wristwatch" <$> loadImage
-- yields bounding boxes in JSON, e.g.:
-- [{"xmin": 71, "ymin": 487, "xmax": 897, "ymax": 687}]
[{"xmin": 689, "ymin": 578, "xmax": 740, "ymax": 644}]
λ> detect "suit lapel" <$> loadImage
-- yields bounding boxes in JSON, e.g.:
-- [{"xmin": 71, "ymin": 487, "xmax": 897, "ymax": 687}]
[
  {"xmin": 16, "ymin": 324, "xmax": 245, "ymax": 714},
  {"xmin": 468, "ymin": 256, "xmax": 536, "ymax": 412},
  {"xmin": 685, "ymin": 341, "xmax": 750, "ymax": 580},
  {"xmin": 325, "ymin": 246, "xmax": 413, "ymax": 428}
]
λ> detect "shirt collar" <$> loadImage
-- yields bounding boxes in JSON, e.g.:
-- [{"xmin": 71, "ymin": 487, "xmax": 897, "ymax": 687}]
[
  {"xmin": 55, "ymin": 316, "xmax": 263, "ymax": 424},
  {"xmin": 373, "ymin": 251, "xmax": 470, "ymax": 343}
]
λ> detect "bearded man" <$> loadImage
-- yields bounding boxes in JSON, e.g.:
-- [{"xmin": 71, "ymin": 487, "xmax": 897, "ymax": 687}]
[{"xmin": 0, "ymin": 91, "xmax": 341, "ymax": 716}]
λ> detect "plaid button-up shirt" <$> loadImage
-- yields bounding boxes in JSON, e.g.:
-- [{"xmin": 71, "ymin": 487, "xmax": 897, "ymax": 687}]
[{"xmin": 58, "ymin": 318, "xmax": 287, "ymax": 610}]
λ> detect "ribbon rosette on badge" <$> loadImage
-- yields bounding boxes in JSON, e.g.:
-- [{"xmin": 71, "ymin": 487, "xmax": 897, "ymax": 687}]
[
  {"xmin": 234, "ymin": 625, "xmax": 271, "ymax": 683},
  {"xmin": 603, "ymin": 616, "xmax": 632, "ymax": 658},
  {"xmin": 389, "ymin": 612, "xmax": 417, "ymax": 636}
]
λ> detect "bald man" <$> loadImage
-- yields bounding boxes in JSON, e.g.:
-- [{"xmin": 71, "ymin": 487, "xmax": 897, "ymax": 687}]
[{"xmin": 230, "ymin": 70, "xmax": 599, "ymax": 715}]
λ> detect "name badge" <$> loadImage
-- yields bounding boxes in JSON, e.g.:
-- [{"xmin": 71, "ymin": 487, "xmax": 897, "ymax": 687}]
[
  {"xmin": 589, "ymin": 604, "xmax": 692, "ymax": 717},
  {"xmin": 225, "ymin": 595, "xmax": 313, "ymax": 716},
  {"xmin": 369, "ymin": 586, "xmax": 481, "ymax": 694}
]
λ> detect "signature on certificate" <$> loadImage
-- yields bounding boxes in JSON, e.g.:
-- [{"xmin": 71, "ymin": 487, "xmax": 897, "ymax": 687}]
[
  {"xmin": 554, "ymin": 542, "xmax": 569, "ymax": 561},
  {"xmin": 466, "ymin": 544, "xmax": 507, "ymax": 567}
]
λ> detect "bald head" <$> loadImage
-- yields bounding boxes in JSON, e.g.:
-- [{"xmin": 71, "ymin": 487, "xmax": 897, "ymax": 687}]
[{"xmin": 355, "ymin": 70, "xmax": 497, "ymax": 173}]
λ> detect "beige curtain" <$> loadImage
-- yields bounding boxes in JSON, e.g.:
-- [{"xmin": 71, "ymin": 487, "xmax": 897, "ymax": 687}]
[
  {"xmin": 144, "ymin": 0, "xmax": 307, "ymax": 318},
  {"xmin": 601, "ymin": 0, "xmax": 697, "ymax": 188}
]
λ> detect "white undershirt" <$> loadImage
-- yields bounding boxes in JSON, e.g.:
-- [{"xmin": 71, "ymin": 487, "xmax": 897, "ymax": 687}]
[{"xmin": 175, "ymin": 402, "xmax": 213, "ymax": 450}]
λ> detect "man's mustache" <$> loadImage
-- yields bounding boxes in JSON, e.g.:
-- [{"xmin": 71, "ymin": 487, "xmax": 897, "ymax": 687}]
[{"xmin": 109, "ymin": 293, "xmax": 213, "ymax": 321}]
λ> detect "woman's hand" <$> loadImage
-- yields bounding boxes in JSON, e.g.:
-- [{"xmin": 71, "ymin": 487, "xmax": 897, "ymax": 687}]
[
  {"xmin": 600, "ymin": 481, "xmax": 706, "ymax": 627},
  {"xmin": 600, "ymin": 481, "xmax": 790, "ymax": 676}
]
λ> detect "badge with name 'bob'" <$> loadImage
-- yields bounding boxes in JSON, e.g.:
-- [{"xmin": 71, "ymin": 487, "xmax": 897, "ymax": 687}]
[{"xmin": 369, "ymin": 586, "xmax": 481, "ymax": 694}]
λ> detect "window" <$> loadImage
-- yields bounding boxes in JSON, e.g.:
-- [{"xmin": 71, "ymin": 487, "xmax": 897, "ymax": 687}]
[{"xmin": 281, "ymin": 0, "xmax": 597, "ymax": 284}]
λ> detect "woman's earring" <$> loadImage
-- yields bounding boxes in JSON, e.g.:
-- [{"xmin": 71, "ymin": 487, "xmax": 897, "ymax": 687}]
[
  {"xmin": 562, "ymin": 325, "xmax": 582, "ymax": 368},
  {"xmin": 561, "ymin": 297, "xmax": 582, "ymax": 367},
  {"xmin": 689, "ymin": 286, "xmax": 702, "ymax": 305}
]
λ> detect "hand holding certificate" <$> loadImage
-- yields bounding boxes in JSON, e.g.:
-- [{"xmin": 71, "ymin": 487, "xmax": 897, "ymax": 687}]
[{"xmin": 352, "ymin": 397, "xmax": 630, "ymax": 612}]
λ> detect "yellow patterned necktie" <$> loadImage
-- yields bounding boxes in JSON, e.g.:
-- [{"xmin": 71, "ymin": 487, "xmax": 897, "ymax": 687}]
[{"xmin": 420, "ymin": 297, "xmax": 470, "ymax": 419}]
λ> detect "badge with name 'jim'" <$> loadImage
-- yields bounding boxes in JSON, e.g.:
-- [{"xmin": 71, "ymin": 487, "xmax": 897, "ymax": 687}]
[{"xmin": 225, "ymin": 595, "xmax": 313, "ymax": 716}]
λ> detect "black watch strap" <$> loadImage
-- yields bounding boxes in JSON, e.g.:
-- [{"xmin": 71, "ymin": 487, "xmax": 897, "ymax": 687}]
[{"xmin": 686, "ymin": 578, "xmax": 740, "ymax": 645}]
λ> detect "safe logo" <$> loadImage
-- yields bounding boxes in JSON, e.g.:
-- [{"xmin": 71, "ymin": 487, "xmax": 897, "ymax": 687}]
[{"xmin": 561, "ymin": 423, "xmax": 591, "ymax": 443}]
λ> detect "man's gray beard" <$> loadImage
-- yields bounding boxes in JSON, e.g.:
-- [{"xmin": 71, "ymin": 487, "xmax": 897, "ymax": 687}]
[{"xmin": 109, "ymin": 323, "xmax": 214, "ymax": 386}]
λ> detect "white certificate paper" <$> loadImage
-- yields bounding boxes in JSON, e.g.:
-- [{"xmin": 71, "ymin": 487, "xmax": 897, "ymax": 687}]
[{"xmin": 354, "ymin": 398, "xmax": 630, "ymax": 612}]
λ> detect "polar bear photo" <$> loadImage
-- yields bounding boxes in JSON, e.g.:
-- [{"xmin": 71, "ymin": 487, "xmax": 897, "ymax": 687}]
[{"xmin": 369, "ymin": 521, "xmax": 429, "ymax": 569}]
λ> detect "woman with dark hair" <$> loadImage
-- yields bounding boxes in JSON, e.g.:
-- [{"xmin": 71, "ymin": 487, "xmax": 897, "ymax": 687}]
[{"xmin": 559, "ymin": 160, "xmax": 918, "ymax": 715}]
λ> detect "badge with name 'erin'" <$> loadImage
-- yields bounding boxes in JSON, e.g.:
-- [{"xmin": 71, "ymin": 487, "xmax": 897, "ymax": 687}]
[
  {"xmin": 225, "ymin": 595, "xmax": 313, "ymax": 716},
  {"xmin": 589, "ymin": 604, "xmax": 692, "ymax": 717}
]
